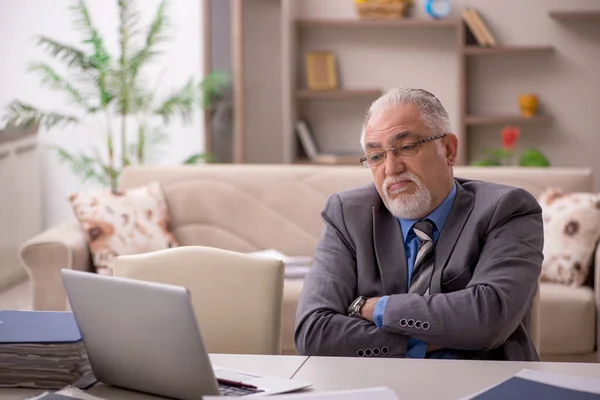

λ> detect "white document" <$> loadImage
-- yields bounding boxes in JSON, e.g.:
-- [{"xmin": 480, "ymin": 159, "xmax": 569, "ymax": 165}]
[
  {"xmin": 52, "ymin": 387, "xmax": 106, "ymax": 399},
  {"xmin": 205, "ymin": 386, "xmax": 398, "ymax": 400},
  {"xmin": 248, "ymin": 249, "xmax": 312, "ymax": 267}
]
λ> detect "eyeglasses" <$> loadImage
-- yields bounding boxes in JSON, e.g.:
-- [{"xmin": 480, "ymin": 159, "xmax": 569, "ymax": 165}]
[{"xmin": 359, "ymin": 133, "xmax": 447, "ymax": 168}]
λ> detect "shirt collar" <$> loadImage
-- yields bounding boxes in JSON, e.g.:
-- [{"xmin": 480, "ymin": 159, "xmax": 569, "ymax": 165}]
[{"xmin": 398, "ymin": 181, "xmax": 457, "ymax": 241}]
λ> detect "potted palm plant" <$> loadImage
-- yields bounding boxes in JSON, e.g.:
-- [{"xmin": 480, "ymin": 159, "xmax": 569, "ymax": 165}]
[{"xmin": 1, "ymin": 0, "xmax": 229, "ymax": 192}]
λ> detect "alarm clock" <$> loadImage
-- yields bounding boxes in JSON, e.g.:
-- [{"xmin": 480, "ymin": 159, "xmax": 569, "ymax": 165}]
[{"xmin": 425, "ymin": 0, "xmax": 451, "ymax": 19}]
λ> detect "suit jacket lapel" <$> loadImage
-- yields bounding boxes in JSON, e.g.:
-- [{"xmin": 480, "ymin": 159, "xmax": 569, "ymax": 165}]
[
  {"xmin": 373, "ymin": 203, "xmax": 408, "ymax": 295},
  {"xmin": 430, "ymin": 180, "xmax": 475, "ymax": 294}
]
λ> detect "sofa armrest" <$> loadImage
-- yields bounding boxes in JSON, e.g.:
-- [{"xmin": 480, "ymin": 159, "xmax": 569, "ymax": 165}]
[{"xmin": 19, "ymin": 220, "xmax": 92, "ymax": 311}]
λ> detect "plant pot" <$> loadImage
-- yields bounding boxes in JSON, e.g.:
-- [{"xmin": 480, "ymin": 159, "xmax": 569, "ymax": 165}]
[{"xmin": 518, "ymin": 94, "xmax": 539, "ymax": 118}]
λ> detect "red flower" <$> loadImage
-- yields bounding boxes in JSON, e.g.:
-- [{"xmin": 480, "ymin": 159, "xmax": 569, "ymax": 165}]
[{"xmin": 502, "ymin": 125, "xmax": 520, "ymax": 150}]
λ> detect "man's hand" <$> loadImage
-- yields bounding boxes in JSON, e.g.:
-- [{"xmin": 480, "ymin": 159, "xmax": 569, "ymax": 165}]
[{"xmin": 359, "ymin": 297, "xmax": 380, "ymax": 322}]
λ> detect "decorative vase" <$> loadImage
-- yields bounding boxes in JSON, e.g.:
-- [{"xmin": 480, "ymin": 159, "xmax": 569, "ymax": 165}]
[{"xmin": 518, "ymin": 94, "xmax": 539, "ymax": 118}]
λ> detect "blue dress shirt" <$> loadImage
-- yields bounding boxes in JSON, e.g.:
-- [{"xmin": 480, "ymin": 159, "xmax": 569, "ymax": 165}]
[{"xmin": 373, "ymin": 182, "xmax": 457, "ymax": 359}]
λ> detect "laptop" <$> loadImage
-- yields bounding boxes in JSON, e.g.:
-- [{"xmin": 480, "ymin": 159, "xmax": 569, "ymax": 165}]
[{"xmin": 60, "ymin": 269, "xmax": 312, "ymax": 399}]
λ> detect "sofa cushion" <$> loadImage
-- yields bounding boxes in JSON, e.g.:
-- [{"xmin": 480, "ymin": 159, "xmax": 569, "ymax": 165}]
[
  {"xmin": 539, "ymin": 283, "xmax": 596, "ymax": 355},
  {"xmin": 538, "ymin": 188, "xmax": 600, "ymax": 286},
  {"xmin": 68, "ymin": 182, "xmax": 178, "ymax": 274}
]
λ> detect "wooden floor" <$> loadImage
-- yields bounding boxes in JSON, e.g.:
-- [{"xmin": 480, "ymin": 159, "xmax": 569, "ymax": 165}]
[{"xmin": 0, "ymin": 279, "xmax": 30, "ymax": 310}]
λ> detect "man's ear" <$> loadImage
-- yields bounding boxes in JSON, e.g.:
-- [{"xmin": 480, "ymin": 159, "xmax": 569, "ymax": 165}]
[{"xmin": 444, "ymin": 133, "xmax": 459, "ymax": 166}]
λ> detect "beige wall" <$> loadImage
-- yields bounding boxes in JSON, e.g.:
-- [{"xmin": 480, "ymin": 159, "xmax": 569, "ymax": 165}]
[{"xmin": 262, "ymin": 0, "xmax": 600, "ymax": 188}]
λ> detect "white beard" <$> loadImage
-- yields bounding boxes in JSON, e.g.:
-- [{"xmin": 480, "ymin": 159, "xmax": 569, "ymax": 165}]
[{"xmin": 382, "ymin": 172, "xmax": 432, "ymax": 220}]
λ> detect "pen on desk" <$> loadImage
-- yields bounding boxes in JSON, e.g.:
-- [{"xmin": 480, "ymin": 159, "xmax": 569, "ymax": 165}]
[{"xmin": 217, "ymin": 378, "xmax": 258, "ymax": 389}]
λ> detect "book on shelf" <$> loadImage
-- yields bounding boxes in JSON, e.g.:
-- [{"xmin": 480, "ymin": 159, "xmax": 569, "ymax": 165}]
[
  {"xmin": 469, "ymin": 9, "xmax": 497, "ymax": 47},
  {"xmin": 461, "ymin": 8, "xmax": 497, "ymax": 47},
  {"xmin": 295, "ymin": 120, "xmax": 362, "ymax": 165}
]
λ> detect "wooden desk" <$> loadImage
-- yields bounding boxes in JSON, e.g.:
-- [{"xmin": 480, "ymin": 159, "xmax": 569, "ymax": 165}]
[
  {"xmin": 292, "ymin": 357, "xmax": 600, "ymax": 400},
  {"xmin": 0, "ymin": 354, "xmax": 308, "ymax": 400},
  {"xmin": 4, "ymin": 355, "xmax": 600, "ymax": 400}
]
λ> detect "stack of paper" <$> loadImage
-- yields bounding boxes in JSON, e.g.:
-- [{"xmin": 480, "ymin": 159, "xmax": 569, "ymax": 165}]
[
  {"xmin": 248, "ymin": 249, "xmax": 313, "ymax": 279},
  {"xmin": 0, "ymin": 310, "xmax": 92, "ymax": 389}
]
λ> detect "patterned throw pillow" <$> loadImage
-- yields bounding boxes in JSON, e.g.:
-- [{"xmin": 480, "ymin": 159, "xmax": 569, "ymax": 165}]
[
  {"xmin": 68, "ymin": 182, "xmax": 178, "ymax": 275},
  {"xmin": 538, "ymin": 187, "xmax": 600, "ymax": 286}
]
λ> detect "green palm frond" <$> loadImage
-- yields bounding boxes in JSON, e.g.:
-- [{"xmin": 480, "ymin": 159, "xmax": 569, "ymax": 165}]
[
  {"xmin": 70, "ymin": 0, "xmax": 113, "ymax": 106},
  {"xmin": 115, "ymin": 0, "xmax": 144, "ymax": 169},
  {"xmin": 118, "ymin": 0, "xmax": 142, "ymax": 39},
  {"xmin": 36, "ymin": 37, "xmax": 92, "ymax": 70},
  {"xmin": 117, "ymin": 0, "xmax": 142, "ymax": 114},
  {"xmin": 182, "ymin": 153, "xmax": 215, "ymax": 164},
  {"xmin": 130, "ymin": 80, "xmax": 153, "ymax": 112},
  {"xmin": 154, "ymin": 78, "xmax": 197, "ymax": 123},
  {"xmin": 96, "ymin": 74, "xmax": 114, "ymax": 107},
  {"xmin": 2, "ymin": 101, "xmax": 79, "ymax": 130},
  {"xmin": 28, "ymin": 62, "xmax": 98, "ymax": 112},
  {"xmin": 199, "ymin": 71, "xmax": 231, "ymax": 109},
  {"xmin": 54, "ymin": 146, "xmax": 109, "ymax": 187},
  {"xmin": 132, "ymin": 123, "xmax": 146, "ymax": 163},
  {"xmin": 90, "ymin": 147, "xmax": 121, "ymax": 186},
  {"xmin": 130, "ymin": 124, "xmax": 169, "ymax": 164},
  {"xmin": 129, "ymin": 0, "xmax": 170, "ymax": 79},
  {"xmin": 71, "ymin": 0, "xmax": 109, "ymax": 69}
]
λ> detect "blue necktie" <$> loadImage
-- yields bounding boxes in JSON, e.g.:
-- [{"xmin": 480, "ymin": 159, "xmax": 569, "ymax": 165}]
[
  {"xmin": 409, "ymin": 220, "xmax": 435, "ymax": 296},
  {"xmin": 406, "ymin": 220, "xmax": 435, "ymax": 358}
]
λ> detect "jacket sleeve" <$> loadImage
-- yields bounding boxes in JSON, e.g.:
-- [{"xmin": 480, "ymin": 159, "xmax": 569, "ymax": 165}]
[
  {"xmin": 294, "ymin": 194, "xmax": 409, "ymax": 357},
  {"xmin": 381, "ymin": 188, "xmax": 543, "ymax": 351}
]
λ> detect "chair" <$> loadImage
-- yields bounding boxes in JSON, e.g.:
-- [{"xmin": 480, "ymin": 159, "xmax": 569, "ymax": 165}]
[{"xmin": 111, "ymin": 246, "xmax": 285, "ymax": 355}]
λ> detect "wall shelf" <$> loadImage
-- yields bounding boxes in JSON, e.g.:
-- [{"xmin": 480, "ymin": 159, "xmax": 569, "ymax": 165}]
[
  {"xmin": 280, "ymin": 5, "xmax": 558, "ymax": 165},
  {"xmin": 465, "ymin": 115, "xmax": 553, "ymax": 126},
  {"xmin": 296, "ymin": 89, "xmax": 382, "ymax": 100},
  {"xmin": 549, "ymin": 10, "xmax": 600, "ymax": 21},
  {"xmin": 464, "ymin": 45, "xmax": 554, "ymax": 55},
  {"xmin": 295, "ymin": 18, "xmax": 459, "ymax": 29}
]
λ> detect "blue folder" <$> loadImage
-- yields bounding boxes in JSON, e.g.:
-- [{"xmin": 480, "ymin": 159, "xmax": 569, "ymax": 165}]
[
  {"xmin": 0, "ymin": 310, "xmax": 81, "ymax": 344},
  {"xmin": 472, "ymin": 377, "xmax": 600, "ymax": 399}
]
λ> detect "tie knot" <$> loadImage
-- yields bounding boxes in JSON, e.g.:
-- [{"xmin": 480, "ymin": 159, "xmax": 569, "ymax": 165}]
[{"xmin": 413, "ymin": 219, "xmax": 434, "ymax": 242}]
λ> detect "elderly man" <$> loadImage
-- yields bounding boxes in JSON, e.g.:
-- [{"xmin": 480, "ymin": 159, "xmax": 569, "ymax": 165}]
[{"xmin": 294, "ymin": 88, "xmax": 543, "ymax": 361}]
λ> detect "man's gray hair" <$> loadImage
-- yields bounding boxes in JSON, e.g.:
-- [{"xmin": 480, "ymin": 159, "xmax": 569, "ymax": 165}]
[{"xmin": 360, "ymin": 87, "xmax": 451, "ymax": 150}]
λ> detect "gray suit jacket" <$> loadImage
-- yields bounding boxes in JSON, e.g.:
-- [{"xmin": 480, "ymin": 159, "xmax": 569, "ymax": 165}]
[{"xmin": 294, "ymin": 178, "xmax": 543, "ymax": 361}]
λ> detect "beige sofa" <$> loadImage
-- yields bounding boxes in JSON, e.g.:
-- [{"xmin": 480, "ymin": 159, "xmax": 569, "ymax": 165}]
[{"xmin": 20, "ymin": 165, "xmax": 599, "ymax": 362}]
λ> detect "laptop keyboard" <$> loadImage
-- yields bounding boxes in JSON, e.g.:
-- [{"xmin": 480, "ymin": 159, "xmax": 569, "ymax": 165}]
[{"xmin": 219, "ymin": 382, "xmax": 264, "ymax": 397}]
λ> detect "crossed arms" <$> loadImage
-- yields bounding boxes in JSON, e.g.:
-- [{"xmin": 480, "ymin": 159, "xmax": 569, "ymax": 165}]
[{"xmin": 294, "ymin": 188, "xmax": 543, "ymax": 357}]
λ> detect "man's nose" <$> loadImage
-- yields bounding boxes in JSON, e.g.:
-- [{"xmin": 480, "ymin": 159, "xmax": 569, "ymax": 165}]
[{"xmin": 384, "ymin": 150, "xmax": 405, "ymax": 176}]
